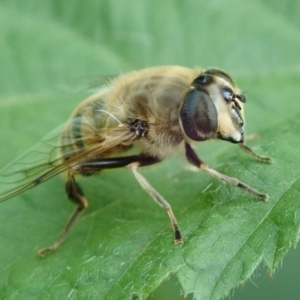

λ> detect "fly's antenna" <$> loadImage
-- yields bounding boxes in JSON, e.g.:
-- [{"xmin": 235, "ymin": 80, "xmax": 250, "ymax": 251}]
[{"xmin": 97, "ymin": 109, "xmax": 123, "ymax": 126}]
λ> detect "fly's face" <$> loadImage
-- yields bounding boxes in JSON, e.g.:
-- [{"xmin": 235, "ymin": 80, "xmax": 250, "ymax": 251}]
[
  {"xmin": 179, "ymin": 69, "xmax": 247, "ymax": 144},
  {"xmin": 208, "ymin": 75, "xmax": 246, "ymax": 144}
]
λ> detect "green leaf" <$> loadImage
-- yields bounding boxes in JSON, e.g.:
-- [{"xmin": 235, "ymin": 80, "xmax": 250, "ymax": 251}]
[{"xmin": 1, "ymin": 1, "xmax": 300, "ymax": 300}]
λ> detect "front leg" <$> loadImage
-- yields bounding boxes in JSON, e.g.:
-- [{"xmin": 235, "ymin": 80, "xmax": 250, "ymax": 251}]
[
  {"xmin": 239, "ymin": 142, "xmax": 272, "ymax": 163},
  {"xmin": 185, "ymin": 142, "xmax": 269, "ymax": 201}
]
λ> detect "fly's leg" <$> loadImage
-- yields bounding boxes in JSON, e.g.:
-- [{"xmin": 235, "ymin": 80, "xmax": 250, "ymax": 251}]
[
  {"xmin": 185, "ymin": 142, "xmax": 269, "ymax": 201},
  {"xmin": 80, "ymin": 155, "xmax": 184, "ymax": 243},
  {"xmin": 39, "ymin": 156, "xmax": 141, "ymax": 257},
  {"xmin": 239, "ymin": 142, "xmax": 272, "ymax": 163},
  {"xmin": 128, "ymin": 160, "xmax": 184, "ymax": 244},
  {"xmin": 38, "ymin": 173, "xmax": 88, "ymax": 257},
  {"xmin": 39, "ymin": 153, "xmax": 183, "ymax": 256},
  {"xmin": 82, "ymin": 155, "xmax": 184, "ymax": 243}
]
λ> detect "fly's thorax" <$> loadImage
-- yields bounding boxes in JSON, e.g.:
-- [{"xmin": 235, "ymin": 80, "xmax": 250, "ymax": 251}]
[
  {"xmin": 107, "ymin": 66, "xmax": 197, "ymax": 119},
  {"xmin": 101, "ymin": 67, "xmax": 198, "ymax": 159},
  {"xmin": 122, "ymin": 83, "xmax": 188, "ymax": 159},
  {"xmin": 135, "ymin": 127, "xmax": 184, "ymax": 159}
]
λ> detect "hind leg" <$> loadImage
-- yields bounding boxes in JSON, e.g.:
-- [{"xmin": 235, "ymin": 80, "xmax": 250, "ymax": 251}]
[{"xmin": 38, "ymin": 172, "xmax": 88, "ymax": 257}]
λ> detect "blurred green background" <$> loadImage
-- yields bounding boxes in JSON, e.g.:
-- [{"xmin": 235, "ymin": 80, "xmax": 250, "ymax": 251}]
[{"xmin": 1, "ymin": 1, "xmax": 300, "ymax": 299}]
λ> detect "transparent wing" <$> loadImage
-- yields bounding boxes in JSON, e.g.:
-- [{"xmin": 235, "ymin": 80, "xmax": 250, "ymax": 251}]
[{"xmin": 0, "ymin": 116, "xmax": 135, "ymax": 202}]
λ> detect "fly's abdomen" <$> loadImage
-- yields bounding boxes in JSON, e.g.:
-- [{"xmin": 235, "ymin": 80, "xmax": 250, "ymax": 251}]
[{"xmin": 60, "ymin": 93, "xmax": 109, "ymax": 162}]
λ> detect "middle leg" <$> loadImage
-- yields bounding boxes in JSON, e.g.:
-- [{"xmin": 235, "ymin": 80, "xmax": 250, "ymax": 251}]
[{"xmin": 127, "ymin": 159, "xmax": 184, "ymax": 244}]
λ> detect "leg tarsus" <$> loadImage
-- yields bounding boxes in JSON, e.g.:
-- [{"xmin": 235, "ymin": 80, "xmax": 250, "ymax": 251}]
[{"xmin": 174, "ymin": 224, "xmax": 185, "ymax": 244}]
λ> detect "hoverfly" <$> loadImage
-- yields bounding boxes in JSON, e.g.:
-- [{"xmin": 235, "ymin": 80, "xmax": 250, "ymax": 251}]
[{"xmin": 0, "ymin": 66, "xmax": 271, "ymax": 256}]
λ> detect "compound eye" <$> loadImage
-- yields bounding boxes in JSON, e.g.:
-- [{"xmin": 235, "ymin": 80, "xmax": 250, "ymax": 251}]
[{"xmin": 180, "ymin": 89, "xmax": 218, "ymax": 141}]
